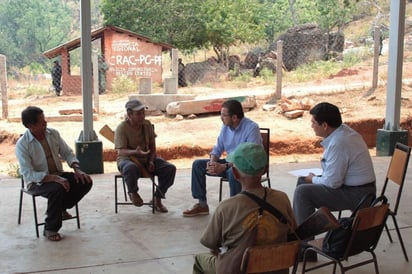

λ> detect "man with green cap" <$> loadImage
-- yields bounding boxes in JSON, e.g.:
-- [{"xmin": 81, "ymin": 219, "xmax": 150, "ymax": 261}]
[{"xmin": 193, "ymin": 143, "xmax": 296, "ymax": 274}]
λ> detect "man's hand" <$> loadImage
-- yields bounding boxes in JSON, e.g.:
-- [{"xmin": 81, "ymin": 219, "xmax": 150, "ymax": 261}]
[
  {"xmin": 73, "ymin": 168, "xmax": 92, "ymax": 184},
  {"xmin": 53, "ymin": 175, "xmax": 71, "ymax": 192},
  {"xmin": 147, "ymin": 160, "xmax": 155, "ymax": 172},
  {"xmin": 135, "ymin": 146, "xmax": 150, "ymax": 156},
  {"xmin": 304, "ymin": 173, "xmax": 315, "ymax": 184},
  {"xmin": 206, "ymin": 161, "xmax": 225, "ymax": 175}
]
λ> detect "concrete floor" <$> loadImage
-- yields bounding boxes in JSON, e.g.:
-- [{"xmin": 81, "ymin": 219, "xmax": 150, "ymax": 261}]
[{"xmin": 1, "ymin": 156, "xmax": 411, "ymax": 274}]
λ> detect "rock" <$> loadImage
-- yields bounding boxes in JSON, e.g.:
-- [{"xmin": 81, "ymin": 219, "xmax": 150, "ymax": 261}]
[
  {"xmin": 284, "ymin": 110, "xmax": 304, "ymax": 119},
  {"xmin": 175, "ymin": 114, "xmax": 184, "ymax": 121}
]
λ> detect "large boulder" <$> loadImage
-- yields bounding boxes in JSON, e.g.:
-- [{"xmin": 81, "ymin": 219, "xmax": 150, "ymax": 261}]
[
  {"xmin": 185, "ymin": 58, "xmax": 228, "ymax": 85},
  {"xmin": 273, "ymin": 23, "xmax": 325, "ymax": 71}
]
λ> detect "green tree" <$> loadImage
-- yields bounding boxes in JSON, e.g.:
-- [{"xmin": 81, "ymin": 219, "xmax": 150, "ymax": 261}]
[
  {"xmin": 101, "ymin": 0, "xmax": 206, "ymax": 53},
  {"xmin": 0, "ymin": 0, "xmax": 72, "ymax": 69},
  {"xmin": 101, "ymin": 0, "xmax": 268, "ymax": 66}
]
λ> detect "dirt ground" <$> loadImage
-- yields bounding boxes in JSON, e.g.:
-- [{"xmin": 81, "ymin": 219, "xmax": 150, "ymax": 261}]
[{"xmin": 2, "ymin": 63, "xmax": 412, "ymax": 176}]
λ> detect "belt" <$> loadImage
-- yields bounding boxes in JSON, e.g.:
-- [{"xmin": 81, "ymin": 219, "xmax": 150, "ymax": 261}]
[{"xmin": 356, "ymin": 181, "xmax": 376, "ymax": 187}]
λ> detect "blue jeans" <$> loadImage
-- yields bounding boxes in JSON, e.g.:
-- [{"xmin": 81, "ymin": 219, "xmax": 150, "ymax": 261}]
[{"xmin": 191, "ymin": 158, "xmax": 241, "ymax": 202}]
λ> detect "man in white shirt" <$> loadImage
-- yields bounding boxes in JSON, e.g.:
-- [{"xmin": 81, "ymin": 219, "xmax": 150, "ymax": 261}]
[
  {"xmin": 16, "ymin": 106, "xmax": 93, "ymax": 241},
  {"xmin": 293, "ymin": 102, "xmax": 376, "ymax": 260},
  {"xmin": 293, "ymin": 102, "xmax": 376, "ymax": 224}
]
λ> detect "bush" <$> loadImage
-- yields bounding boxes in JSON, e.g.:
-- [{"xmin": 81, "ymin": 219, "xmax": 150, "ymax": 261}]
[{"xmin": 111, "ymin": 75, "xmax": 137, "ymax": 95}]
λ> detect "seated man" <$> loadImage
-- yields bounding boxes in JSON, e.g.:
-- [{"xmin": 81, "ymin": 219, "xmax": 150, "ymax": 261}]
[
  {"xmin": 15, "ymin": 106, "xmax": 93, "ymax": 241},
  {"xmin": 115, "ymin": 99, "xmax": 176, "ymax": 213},
  {"xmin": 193, "ymin": 143, "xmax": 297, "ymax": 274},
  {"xmin": 293, "ymin": 102, "xmax": 376, "ymax": 259},
  {"xmin": 183, "ymin": 99, "xmax": 262, "ymax": 217}
]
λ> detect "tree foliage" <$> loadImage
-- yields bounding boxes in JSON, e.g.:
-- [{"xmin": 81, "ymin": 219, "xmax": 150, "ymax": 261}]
[
  {"xmin": 0, "ymin": 0, "xmax": 73, "ymax": 69},
  {"xmin": 0, "ymin": 0, "xmax": 390, "ymax": 71}
]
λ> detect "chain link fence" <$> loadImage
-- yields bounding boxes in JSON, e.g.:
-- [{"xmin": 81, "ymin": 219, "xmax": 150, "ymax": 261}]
[{"xmin": 1, "ymin": 21, "xmax": 412, "ymax": 119}]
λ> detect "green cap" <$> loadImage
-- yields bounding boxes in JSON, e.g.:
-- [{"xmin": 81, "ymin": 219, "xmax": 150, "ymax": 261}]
[{"xmin": 227, "ymin": 143, "xmax": 267, "ymax": 176}]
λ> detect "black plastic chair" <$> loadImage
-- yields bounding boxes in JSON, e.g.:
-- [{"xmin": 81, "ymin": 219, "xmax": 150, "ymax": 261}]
[
  {"xmin": 18, "ymin": 177, "xmax": 80, "ymax": 237},
  {"xmin": 219, "ymin": 128, "xmax": 271, "ymax": 202}
]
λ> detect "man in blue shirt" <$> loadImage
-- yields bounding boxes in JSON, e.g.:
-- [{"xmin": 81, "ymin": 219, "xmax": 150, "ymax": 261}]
[{"xmin": 183, "ymin": 99, "xmax": 262, "ymax": 217}]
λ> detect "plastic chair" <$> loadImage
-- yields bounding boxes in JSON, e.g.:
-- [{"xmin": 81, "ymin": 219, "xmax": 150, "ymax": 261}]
[
  {"xmin": 17, "ymin": 177, "xmax": 80, "ymax": 238},
  {"xmin": 380, "ymin": 142, "xmax": 411, "ymax": 261},
  {"xmin": 302, "ymin": 203, "xmax": 389, "ymax": 274},
  {"xmin": 240, "ymin": 240, "xmax": 301, "ymax": 274},
  {"xmin": 219, "ymin": 128, "xmax": 271, "ymax": 202}
]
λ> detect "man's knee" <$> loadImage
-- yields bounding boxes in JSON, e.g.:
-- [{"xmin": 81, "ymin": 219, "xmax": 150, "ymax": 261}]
[
  {"xmin": 193, "ymin": 253, "xmax": 216, "ymax": 274},
  {"xmin": 192, "ymin": 159, "xmax": 207, "ymax": 170}
]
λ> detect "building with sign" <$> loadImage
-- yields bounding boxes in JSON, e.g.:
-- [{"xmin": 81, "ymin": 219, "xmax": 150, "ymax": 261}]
[{"xmin": 43, "ymin": 25, "xmax": 174, "ymax": 95}]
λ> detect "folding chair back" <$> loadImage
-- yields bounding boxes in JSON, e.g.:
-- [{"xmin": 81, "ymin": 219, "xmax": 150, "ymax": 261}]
[
  {"xmin": 380, "ymin": 142, "xmax": 411, "ymax": 261},
  {"xmin": 241, "ymin": 240, "xmax": 300, "ymax": 274},
  {"xmin": 219, "ymin": 128, "xmax": 271, "ymax": 202},
  {"xmin": 302, "ymin": 204, "xmax": 389, "ymax": 274},
  {"xmin": 344, "ymin": 203, "xmax": 389, "ymax": 258}
]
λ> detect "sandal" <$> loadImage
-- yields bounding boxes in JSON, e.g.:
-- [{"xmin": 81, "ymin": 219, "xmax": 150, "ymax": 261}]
[
  {"xmin": 62, "ymin": 210, "xmax": 73, "ymax": 220},
  {"xmin": 43, "ymin": 230, "xmax": 62, "ymax": 241}
]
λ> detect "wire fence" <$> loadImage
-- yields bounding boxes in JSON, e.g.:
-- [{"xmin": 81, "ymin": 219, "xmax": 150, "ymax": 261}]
[{"xmin": 1, "ymin": 22, "xmax": 411, "ymax": 119}]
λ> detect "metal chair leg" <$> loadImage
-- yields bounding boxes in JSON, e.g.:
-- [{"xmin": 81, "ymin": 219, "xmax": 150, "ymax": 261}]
[
  {"xmin": 18, "ymin": 189, "xmax": 23, "ymax": 225},
  {"xmin": 219, "ymin": 180, "xmax": 223, "ymax": 202},
  {"xmin": 75, "ymin": 204, "xmax": 80, "ymax": 229},
  {"xmin": 115, "ymin": 175, "xmax": 119, "ymax": 213},
  {"xmin": 392, "ymin": 215, "xmax": 409, "ymax": 261},
  {"xmin": 32, "ymin": 195, "xmax": 40, "ymax": 238}
]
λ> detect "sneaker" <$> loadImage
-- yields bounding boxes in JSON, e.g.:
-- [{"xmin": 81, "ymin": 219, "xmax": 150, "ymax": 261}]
[
  {"xmin": 183, "ymin": 203, "xmax": 209, "ymax": 217},
  {"xmin": 128, "ymin": 192, "xmax": 144, "ymax": 207}
]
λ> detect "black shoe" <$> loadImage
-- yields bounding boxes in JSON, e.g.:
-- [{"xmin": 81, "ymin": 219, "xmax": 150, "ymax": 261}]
[{"xmin": 298, "ymin": 248, "xmax": 318, "ymax": 262}]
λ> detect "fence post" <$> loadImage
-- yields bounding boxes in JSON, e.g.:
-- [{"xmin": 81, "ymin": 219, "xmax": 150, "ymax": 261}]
[
  {"xmin": 276, "ymin": 40, "xmax": 283, "ymax": 99},
  {"xmin": 372, "ymin": 26, "xmax": 381, "ymax": 89},
  {"xmin": 0, "ymin": 54, "xmax": 7, "ymax": 120}
]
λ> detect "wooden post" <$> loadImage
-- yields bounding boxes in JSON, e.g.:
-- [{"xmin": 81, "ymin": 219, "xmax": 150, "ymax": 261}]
[
  {"xmin": 276, "ymin": 40, "xmax": 283, "ymax": 99},
  {"xmin": 372, "ymin": 26, "xmax": 381, "ymax": 89},
  {"xmin": 0, "ymin": 54, "xmax": 7, "ymax": 120}
]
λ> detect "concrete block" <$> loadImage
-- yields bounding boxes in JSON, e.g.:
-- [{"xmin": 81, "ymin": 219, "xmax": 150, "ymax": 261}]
[
  {"xmin": 376, "ymin": 129, "xmax": 408, "ymax": 156},
  {"xmin": 166, "ymin": 96, "xmax": 256, "ymax": 116},
  {"xmin": 164, "ymin": 77, "xmax": 177, "ymax": 94},
  {"xmin": 128, "ymin": 94, "xmax": 196, "ymax": 112},
  {"xmin": 139, "ymin": 78, "xmax": 152, "ymax": 94}
]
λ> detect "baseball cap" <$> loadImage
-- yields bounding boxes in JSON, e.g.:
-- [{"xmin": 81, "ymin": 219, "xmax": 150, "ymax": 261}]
[
  {"xmin": 125, "ymin": 100, "xmax": 147, "ymax": 111},
  {"xmin": 227, "ymin": 143, "xmax": 267, "ymax": 176}
]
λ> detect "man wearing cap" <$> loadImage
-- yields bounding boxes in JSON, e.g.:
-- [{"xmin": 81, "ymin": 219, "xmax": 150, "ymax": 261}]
[
  {"xmin": 183, "ymin": 99, "xmax": 262, "ymax": 217},
  {"xmin": 193, "ymin": 143, "xmax": 296, "ymax": 274},
  {"xmin": 114, "ymin": 99, "xmax": 176, "ymax": 212}
]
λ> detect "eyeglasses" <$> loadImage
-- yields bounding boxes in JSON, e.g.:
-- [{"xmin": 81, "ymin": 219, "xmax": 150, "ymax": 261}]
[{"xmin": 220, "ymin": 113, "xmax": 231, "ymax": 117}]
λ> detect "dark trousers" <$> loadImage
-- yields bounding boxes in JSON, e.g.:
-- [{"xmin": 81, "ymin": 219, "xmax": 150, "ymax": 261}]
[
  {"xmin": 28, "ymin": 172, "xmax": 92, "ymax": 232},
  {"xmin": 118, "ymin": 158, "xmax": 176, "ymax": 199}
]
